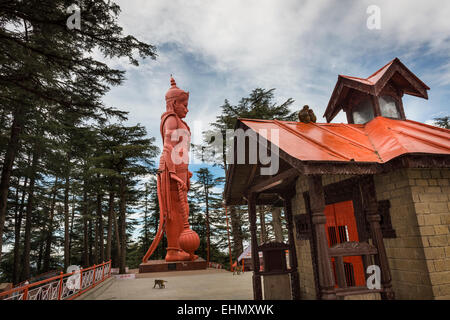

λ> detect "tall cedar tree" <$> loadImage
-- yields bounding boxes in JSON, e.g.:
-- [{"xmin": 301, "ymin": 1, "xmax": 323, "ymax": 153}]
[
  {"xmin": 194, "ymin": 168, "xmax": 220, "ymax": 264},
  {"xmin": 195, "ymin": 88, "xmax": 297, "ymax": 259},
  {"xmin": 0, "ymin": 0, "xmax": 156, "ymax": 260},
  {"xmin": 91, "ymin": 124, "xmax": 158, "ymax": 274}
]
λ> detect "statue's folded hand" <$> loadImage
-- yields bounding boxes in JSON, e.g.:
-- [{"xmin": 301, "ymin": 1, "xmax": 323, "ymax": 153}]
[
  {"xmin": 179, "ymin": 182, "xmax": 188, "ymax": 192},
  {"xmin": 170, "ymin": 172, "xmax": 188, "ymax": 192}
]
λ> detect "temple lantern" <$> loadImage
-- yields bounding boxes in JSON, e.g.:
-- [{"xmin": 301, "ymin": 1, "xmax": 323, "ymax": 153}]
[{"xmin": 324, "ymin": 58, "xmax": 430, "ymax": 124}]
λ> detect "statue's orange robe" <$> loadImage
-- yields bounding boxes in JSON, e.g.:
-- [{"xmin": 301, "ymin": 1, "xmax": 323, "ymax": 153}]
[{"xmin": 142, "ymin": 111, "xmax": 191, "ymax": 262}]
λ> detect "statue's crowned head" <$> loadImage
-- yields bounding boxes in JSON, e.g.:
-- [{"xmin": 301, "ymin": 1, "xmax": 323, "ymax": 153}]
[{"xmin": 165, "ymin": 76, "xmax": 189, "ymax": 118}]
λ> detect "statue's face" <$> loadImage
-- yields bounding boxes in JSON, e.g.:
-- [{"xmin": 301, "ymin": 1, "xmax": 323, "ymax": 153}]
[{"xmin": 174, "ymin": 96, "xmax": 189, "ymax": 119}]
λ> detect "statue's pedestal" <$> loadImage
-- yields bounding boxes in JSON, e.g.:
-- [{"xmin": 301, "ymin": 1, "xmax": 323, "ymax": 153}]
[{"xmin": 139, "ymin": 258, "xmax": 207, "ymax": 273}]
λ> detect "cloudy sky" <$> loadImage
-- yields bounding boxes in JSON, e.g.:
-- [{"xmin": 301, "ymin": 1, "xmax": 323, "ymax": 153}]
[{"xmin": 102, "ymin": 0, "xmax": 450, "ymax": 171}]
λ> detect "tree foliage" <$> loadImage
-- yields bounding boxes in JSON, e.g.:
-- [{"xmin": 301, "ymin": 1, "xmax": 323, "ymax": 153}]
[
  {"xmin": 196, "ymin": 88, "xmax": 296, "ymax": 261},
  {"xmin": 0, "ymin": 0, "xmax": 159, "ymax": 281},
  {"xmin": 433, "ymin": 116, "xmax": 450, "ymax": 129}
]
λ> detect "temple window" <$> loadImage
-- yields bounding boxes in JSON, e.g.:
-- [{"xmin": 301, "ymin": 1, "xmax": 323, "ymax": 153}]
[
  {"xmin": 352, "ymin": 98, "xmax": 374, "ymax": 124},
  {"xmin": 379, "ymin": 95, "xmax": 401, "ymax": 119}
]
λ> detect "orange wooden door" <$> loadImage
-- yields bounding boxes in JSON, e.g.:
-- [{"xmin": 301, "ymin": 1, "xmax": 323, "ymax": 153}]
[{"xmin": 324, "ymin": 200, "xmax": 365, "ymax": 287}]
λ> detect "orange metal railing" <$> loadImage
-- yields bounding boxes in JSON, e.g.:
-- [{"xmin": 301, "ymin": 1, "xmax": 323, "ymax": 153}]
[{"xmin": 0, "ymin": 260, "xmax": 112, "ymax": 300}]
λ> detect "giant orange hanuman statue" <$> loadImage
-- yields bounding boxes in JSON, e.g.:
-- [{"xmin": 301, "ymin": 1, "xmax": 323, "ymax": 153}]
[{"xmin": 142, "ymin": 77, "xmax": 200, "ymax": 263}]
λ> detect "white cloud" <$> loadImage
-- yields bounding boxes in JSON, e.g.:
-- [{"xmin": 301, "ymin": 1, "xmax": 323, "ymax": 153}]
[{"xmin": 101, "ymin": 0, "xmax": 450, "ymax": 152}]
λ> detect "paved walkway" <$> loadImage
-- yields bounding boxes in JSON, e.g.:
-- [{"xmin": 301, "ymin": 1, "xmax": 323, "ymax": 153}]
[{"xmin": 78, "ymin": 269, "xmax": 254, "ymax": 300}]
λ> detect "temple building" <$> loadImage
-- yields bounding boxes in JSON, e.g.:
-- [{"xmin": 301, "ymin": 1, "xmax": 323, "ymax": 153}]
[{"xmin": 224, "ymin": 58, "xmax": 450, "ymax": 300}]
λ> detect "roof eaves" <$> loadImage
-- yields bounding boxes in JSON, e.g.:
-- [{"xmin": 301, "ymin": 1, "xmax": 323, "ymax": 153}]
[{"xmin": 324, "ymin": 76, "xmax": 345, "ymax": 121}]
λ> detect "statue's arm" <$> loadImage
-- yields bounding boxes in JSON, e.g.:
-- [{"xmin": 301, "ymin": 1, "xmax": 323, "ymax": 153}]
[{"xmin": 162, "ymin": 115, "xmax": 187, "ymax": 191}]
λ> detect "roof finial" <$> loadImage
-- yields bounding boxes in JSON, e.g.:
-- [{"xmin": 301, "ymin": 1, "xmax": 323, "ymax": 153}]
[{"xmin": 170, "ymin": 74, "xmax": 176, "ymax": 87}]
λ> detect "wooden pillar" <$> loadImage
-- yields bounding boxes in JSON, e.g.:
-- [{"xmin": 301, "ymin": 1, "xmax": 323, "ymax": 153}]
[
  {"xmin": 372, "ymin": 95, "xmax": 381, "ymax": 117},
  {"xmin": 346, "ymin": 111, "xmax": 354, "ymax": 124},
  {"xmin": 343, "ymin": 96, "xmax": 354, "ymax": 124},
  {"xmin": 248, "ymin": 192, "xmax": 262, "ymax": 300},
  {"xmin": 396, "ymin": 95, "xmax": 406, "ymax": 120},
  {"xmin": 307, "ymin": 175, "xmax": 337, "ymax": 300},
  {"xmin": 282, "ymin": 191, "xmax": 300, "ymax": 300},
  {"xmin": 360, "ymin": 176, "xmax": 395, "ymax": 300}
]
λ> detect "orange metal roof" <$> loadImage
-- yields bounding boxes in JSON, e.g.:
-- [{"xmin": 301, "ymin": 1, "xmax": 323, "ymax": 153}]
[
  {"xmin": 340, "ymin": 59, "xmax": 395, "ymax": 86},
  {"xmin": 239, "ymin": 117, "xmax": 450, "ymax": 163}
]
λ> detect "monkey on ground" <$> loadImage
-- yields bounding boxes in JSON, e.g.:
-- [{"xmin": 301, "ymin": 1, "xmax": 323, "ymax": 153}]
[
  {"xmin": 153, "ymin": 279, "xmax": 168, "ymax": 288},
  {"xmin": 298, "ymin": 105, "xmax": 317, "ymax": 123},
  {"xmin": 233, "ymin": 265, "xmax": 243, "ymax": 275}
]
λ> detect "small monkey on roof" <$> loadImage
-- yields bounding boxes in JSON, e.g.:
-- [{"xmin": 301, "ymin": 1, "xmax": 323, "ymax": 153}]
[{"xmin": 298, "ymin": 105, "xmax": 317, "ymax": 123}]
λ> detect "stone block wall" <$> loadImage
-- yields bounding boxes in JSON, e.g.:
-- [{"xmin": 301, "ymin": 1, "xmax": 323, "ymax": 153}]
[
  {"xmin": 291, "ymin": 176, "xmax": 316, "ymax": 299},
  {"xmin": 374, "ymin": 168, "xmax": 449, "ymax": 299},
  {"xmin": 374, "ymin": 168, "xmax": 434, "ymax": 299},
  {"xmin": 411, "ymin": 168, "xmax": 450, "ymax": 300}
]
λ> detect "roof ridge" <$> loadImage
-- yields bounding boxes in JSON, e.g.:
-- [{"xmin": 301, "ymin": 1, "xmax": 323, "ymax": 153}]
[
  {"xmin": 340, "ymin": 74, "xmax": 369, "ymax": 81},
  {"xmin": 404, "ymin": 119, "xmax": 450, "ymax": 136},
  {"xmin": 341, "ymin": 123, "xmax": 367, "ymax": 134},
  {"xmin": 367, "ymin": 58, "xmax": 397, "ymax": 79},
  {"xmin": 339, "ymin": 58, "xmax": 396, "ymax": 83},
  {"xmin": 309, "ymin": 122, "xmax": 375, "ymax": 152},
  {"xmin": 340, "ymin": 74, "xmax": 374, "ymax": 84},
  {"xmin": 238, "ymin": 118, "xmax": 273, "ymax": 123},
  {"xmin": 388, "ymin": 126, "xmax": 450, "ymax": 151},
  {"xmin": 368, "ymin": 117, "xmax": 411, "ymax": 160},
  {"xmin": 273, "ymin": 120, "xmax": 352, "ymax": 161}
]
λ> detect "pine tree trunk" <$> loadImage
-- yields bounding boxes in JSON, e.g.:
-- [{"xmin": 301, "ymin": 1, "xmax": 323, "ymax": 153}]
[
  {"xmin": 21, "ymin": 149, "xmax": 39, "ymax": 281},
  {"xmin": 106, "ymin": 191, "xmax": 114, "ymax": 261},
  {"xmin": 83, "ymin": 218, "xmax": 89, "ymax": 267},
  {"xmin": 143, "ymin": 210, "xmax": 148, "ymax": 249},
  {"xmin": 12, "ymin": 178, "xmax": 20, "ymax": 283},
  {"xmin": 272, "ymin": 207, "xmax": 283, "ymax": 242},
  {"xmin": 205, "ymin": 187, "xmax": 210, "ymax": 265},
  {"xmin": 13, "ymin": 176, "xmax": 28, "ymax": 284},
  {"xmin": 68, "ymin": 194, "xmax": 75, "ymax": 261},
  {"xmin": 88, "ymin": 219, "xmax": 93, "ymax": 266},
  {"xmin": 37, "ymin": 233, "xmax": 44, "ymax": 273},
  {"xmin": 0, "ymin": 108, "xmax": 23, "ymax": 261},
  {"xmin": 259, "ymin": 206, "xmax": 267, "ymax": 244},
  {"xmin": 229, "ymin": 206, "xmax": 244, "ymax": 258},
  {"xmin": 63, "ymin": 175, "xmax": 70, "ymax": 270},
  {"xmin": 113, "ymin": 208, "xmax": 121, "ymax": 268},
  {"xmin": 118, "ymin": 179, "xmax": 127, "ymax": 274},
  {"xmin": 143, "ymin": 184, "xmax": 149, "ymax": 250},
  {"xmin": 94, "ymin": 204, "xmax": 99, "ymax": 265},
  {"xmin": 82, "ymin": 187, "xmax": 89, "ymax": 267},
  {"xmin": 43, "ymin": 177, "xmax": 58, "ymax": 272},
  {"xmin": 97, "ymin": 193, "xmax": 104, "ymax": 263}
]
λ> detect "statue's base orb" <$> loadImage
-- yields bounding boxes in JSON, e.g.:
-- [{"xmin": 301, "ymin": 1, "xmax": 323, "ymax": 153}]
[{"xmin": 179, "ymin": 228, "xmax": 200, "ymax": 259}]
